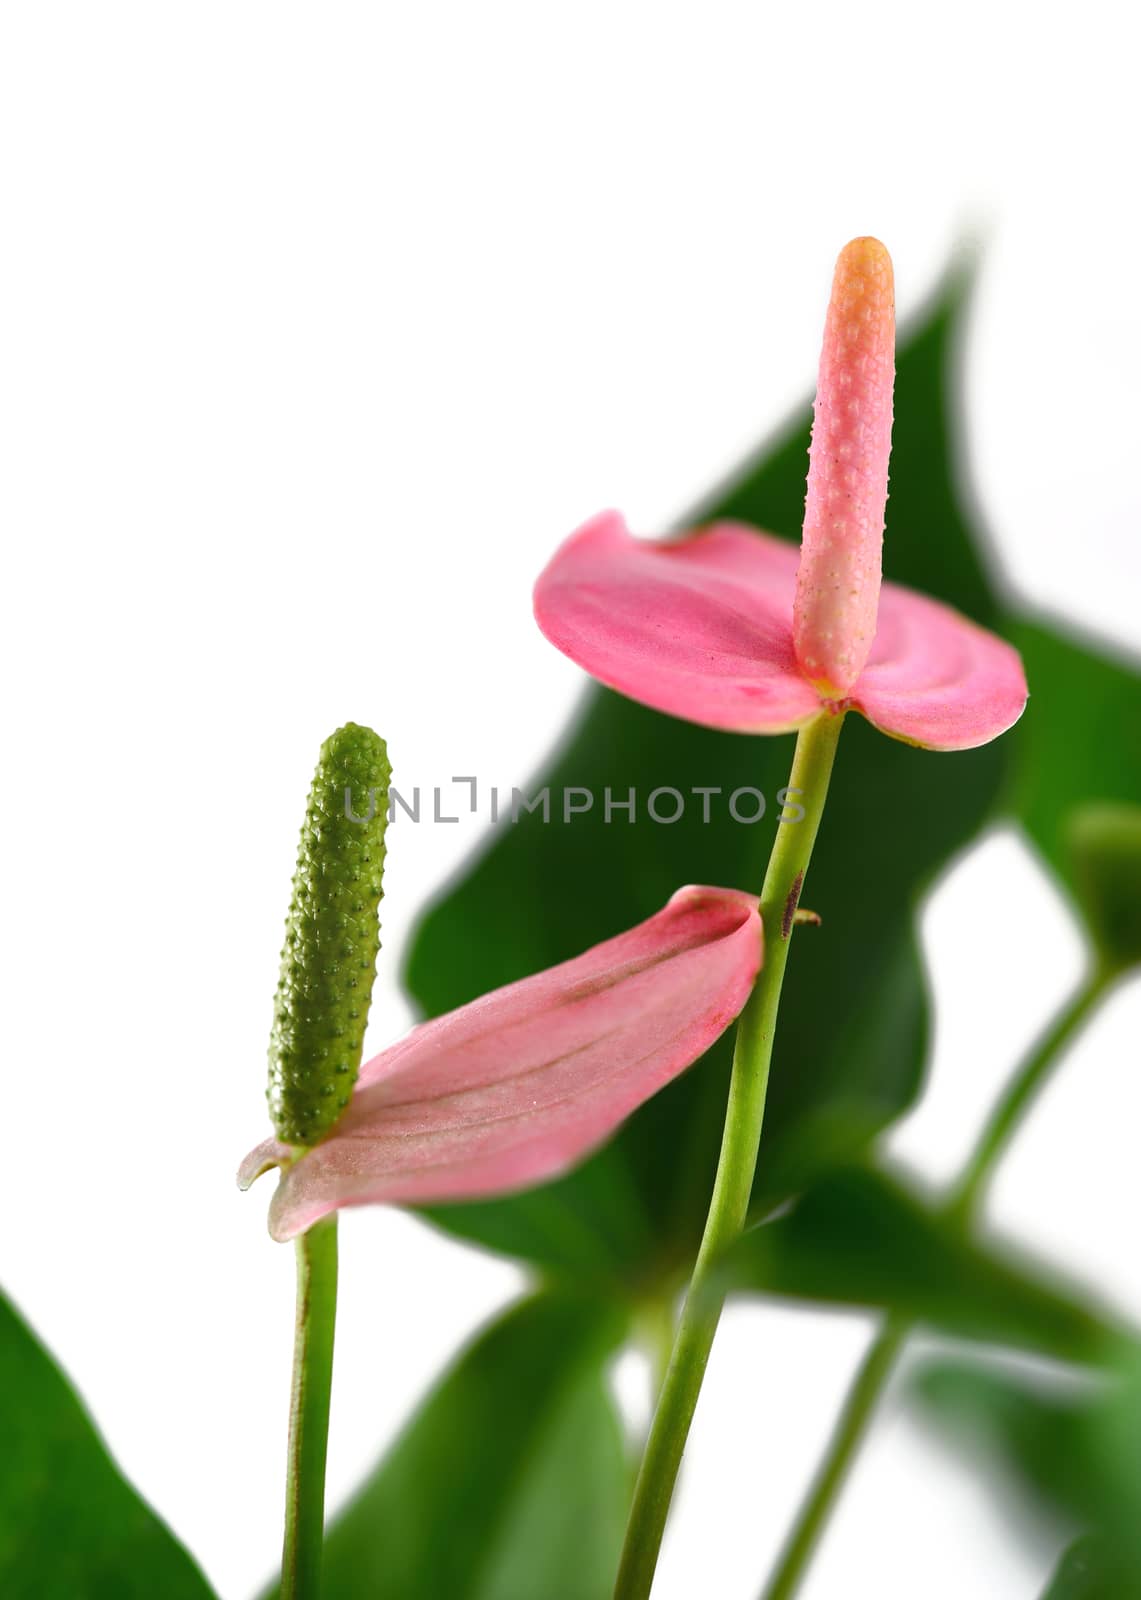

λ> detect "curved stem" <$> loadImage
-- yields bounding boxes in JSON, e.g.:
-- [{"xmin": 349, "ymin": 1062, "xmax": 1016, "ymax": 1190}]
[
  {"xmin": 613, "ymin": 712, "xmax": 845, "ymax": 1600},
  {"xmin": 757, "ymin": 966, "xmax": 1110, "ymax": 1600},
  {"xmin": 947, "ymin": 969, "xmax": 1110, "ymax": 1227},
  {"xmin": 281, "ymin": 1216, "xmax": 339, "ymax": 1600},
  {"xmin": 762, "ymin": 1317, "xmax": 907, "ymax": 1600}
]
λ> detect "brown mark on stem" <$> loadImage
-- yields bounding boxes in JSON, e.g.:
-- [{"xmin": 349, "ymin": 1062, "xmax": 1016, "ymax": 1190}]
[{"xmin": 781, "ymin": 872, "xmax": 805, "ymax": 939}]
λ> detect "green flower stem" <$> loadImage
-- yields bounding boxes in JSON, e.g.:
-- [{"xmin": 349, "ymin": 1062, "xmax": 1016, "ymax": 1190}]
[
  {"xmin": 281, "ymin": 1216, "xmax": 339, "ymax": 1600},
  {"xmin": 761, "ymin": 1316, "xmax": 909, "ymax": 1600},
  {"xmin": 758, "ymin": 966, "xmax": 1110, "ymax": 1600},
  {"xmin": 613, "ymin": 711, "xmax": 845, "ymax": 1600}
]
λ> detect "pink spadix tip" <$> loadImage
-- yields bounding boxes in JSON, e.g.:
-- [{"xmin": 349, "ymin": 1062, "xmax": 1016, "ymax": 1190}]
[{"xmin": 793, "ymin": 237, "xmax": 896, "ymax": 697}]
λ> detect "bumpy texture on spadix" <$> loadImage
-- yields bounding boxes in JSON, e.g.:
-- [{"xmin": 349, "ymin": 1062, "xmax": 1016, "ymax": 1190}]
[
  {"xmin": 793, "ymin": 237, "xmax": 895, "ymax": 694},
  {"xmin": 267, "ymin": 723, "xmax": 391, "ymax": 1146},
  {"xmin": 240, "ymin": 885, "xmax": 762, "ymax": 1241},
  {"xmin": 534, "ymin": 513, "xmax": 1027, "ymax": 749}
]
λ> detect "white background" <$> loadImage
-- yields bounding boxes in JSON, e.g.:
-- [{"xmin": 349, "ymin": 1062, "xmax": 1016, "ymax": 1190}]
[{"xmin": 2, "ymin": 4, "xmax": 1140, "ymax": 1597}]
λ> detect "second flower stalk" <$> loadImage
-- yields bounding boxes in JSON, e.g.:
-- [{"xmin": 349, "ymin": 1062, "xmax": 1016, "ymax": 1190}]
[{"xmin": 615, "ymin": 709, "xmax": 846, "ymax": 1599}]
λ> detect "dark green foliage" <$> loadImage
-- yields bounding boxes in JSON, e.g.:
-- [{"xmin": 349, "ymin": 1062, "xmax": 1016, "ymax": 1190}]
[{"xmin": 0, "ymin": 1291, "xmax": 215, "ymax": 1600}]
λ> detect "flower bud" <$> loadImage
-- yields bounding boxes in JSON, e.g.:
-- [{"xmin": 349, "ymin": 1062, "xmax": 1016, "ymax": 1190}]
[{"xmin": 1067, "ymin": 802, "xmax": 1141, "ymax": 975}]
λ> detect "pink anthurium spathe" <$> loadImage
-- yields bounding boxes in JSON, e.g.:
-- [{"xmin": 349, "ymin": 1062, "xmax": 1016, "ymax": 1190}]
[
  {"xmin": 533, "ymin": 239, "xmax": 1028, "ymax": 752},
  {"xmin": 240, "ymin": 885, "xmax": 762, "ymax": 1241}
]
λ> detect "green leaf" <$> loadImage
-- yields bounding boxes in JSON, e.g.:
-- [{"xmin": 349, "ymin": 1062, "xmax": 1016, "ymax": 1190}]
[
  {"xmin": 915, "ymin": 1355, "xmax": 1141, "ymax": 1586},
  {"xmin": 406, "ymin": 270, "xmax": 1007, "ymax": 1282},
  {"xmin": 914, "ymin": 1361, "xmax": 1100, "ymax": 1532},
  {"xmin": 1041, "ymin": 1536, "xmax": 1136, "ymax": 1599},
  {"xmin": 718, "ymin": 1165, "xmax": 1130, "ymax": 1364},
  {"xmin": 309, "ymin": 1292, "xmax": 630, "ymax": 1600},
  {"xmin": 0, "ymin": 1288, "xmax": 215, "ymax": 1600}
]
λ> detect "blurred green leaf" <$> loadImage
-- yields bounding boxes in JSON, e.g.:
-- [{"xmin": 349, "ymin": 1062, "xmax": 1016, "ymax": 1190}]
[
  {"xmin": 914, "ymin": 1361, "xmax": 1098, "ymax": 1533},
  {"xmin": 307, "ymin": 1292, "xmax": 630, "ymax": 1600},
  {"xmin": 407, "ymin": 271, "xmax": 1006, "ymax": 1282},
  {"xmin": 915, "ymin": 1355, "xmax": 1141, "ymax": 1587},
  {"xmin": 719, "ymin": 1166, "xmax": 1130, "ymax": 1364},
  {"xmin": 0, "ymin": 1289, "xmax": 215, "ymax": 1600},
  {"xmin": 1041, "ymin": 1536, "xmax": 1137, "ymax": 1599}
]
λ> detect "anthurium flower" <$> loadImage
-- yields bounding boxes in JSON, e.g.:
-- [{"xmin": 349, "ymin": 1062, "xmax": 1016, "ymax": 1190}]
[
  {"xmin": 240, "ymin": 885, "xmax": 762, "ymax": 1241},
  {"xmin": 534, "ymin": 239, "xmax": 1027, "ymax": 751}
]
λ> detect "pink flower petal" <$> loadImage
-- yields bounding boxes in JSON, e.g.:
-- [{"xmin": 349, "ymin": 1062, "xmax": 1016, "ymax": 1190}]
[
  {"xmin": 793, "ymin": 238, "xmax": 896, "ymax": 696},
  {"xmin": 851, "ymin": 578, "xmax": 1028, "ymax": 750},
  {"xmin": 532, "ymin": 511, "xmax": 1027, "ymax": 752},
  {"xmin": 533, "ymin": 511, "xmax": 822, "ymax": 733},
  {"xmin": 240, "ymin": 885, "xmax": 762, "ymax": 1241}
]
